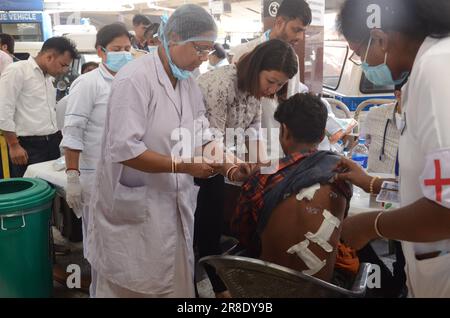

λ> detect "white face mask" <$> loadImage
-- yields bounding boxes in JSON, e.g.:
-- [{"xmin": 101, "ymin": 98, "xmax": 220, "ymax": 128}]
[{"xmin": 395, "ymin": 112, "xmax": 405, "ymax": 131}]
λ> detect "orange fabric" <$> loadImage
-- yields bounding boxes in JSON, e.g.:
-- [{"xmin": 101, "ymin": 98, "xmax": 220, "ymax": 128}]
[{"xmin": 335, "ymin": 243, "xmax": 360, "ymax": 275}]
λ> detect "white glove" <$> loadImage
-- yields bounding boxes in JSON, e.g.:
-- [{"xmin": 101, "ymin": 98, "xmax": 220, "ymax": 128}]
[{"xmin": 66, "ymin": 170, "xmax": 82, "ymax": 211}]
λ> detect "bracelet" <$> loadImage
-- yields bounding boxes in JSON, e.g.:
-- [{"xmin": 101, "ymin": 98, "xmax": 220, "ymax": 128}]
[
  {"xmin": 374, "ymin": 211, "xmax": 386, "ymax": 239},
  {"xmin": 226, "ymin": 165, "xmax": 238, "ymax": 181},
  {"xmin": 171, "ymin": 157, "xmax": 180, "ymax": 174},
  {"xmin": 370, "ymin": 176, "xmax": 379, "ymax": 195}
]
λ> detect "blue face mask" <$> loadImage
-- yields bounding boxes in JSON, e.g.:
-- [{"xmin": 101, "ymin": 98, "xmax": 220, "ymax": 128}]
[
  {"xmin": 361, "ymin": 38, "xmax": 409, "ymax": 86},
  {"xmin": 162, "ymin": 38, "xmax": 192, "ymax": 80},
  {"xmin": 159, "ymin": 15, "xmax": 192, "ymax": 80},
  {"xmin": 102, "ymin": 48, "xmax": 133, "ymax": 73}
]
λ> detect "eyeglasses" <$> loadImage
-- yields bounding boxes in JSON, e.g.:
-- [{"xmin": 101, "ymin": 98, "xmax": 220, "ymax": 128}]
[
  {"xmin": 348, "ymin": 51, "xmax": 362, "ymax": 66},
  {"xmin": 348, "ymin": 37, "xmax": 370, "ymax": 66},
  {"xmin": 192, "ymin": 42, "xmax": 213, "ymax": 56}
]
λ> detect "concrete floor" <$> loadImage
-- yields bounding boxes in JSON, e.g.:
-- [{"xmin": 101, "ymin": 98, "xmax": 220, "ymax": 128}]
[
  {"xmin": 51, "ymin": 227, "xmax": 397, "ymax": 298},
  {"xmin": 51, "ymin": 226, "xmax": 216, "ymax": 298}
]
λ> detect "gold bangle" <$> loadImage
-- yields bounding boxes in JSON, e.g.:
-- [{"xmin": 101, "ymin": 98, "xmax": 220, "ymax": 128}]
[
  {"xmin": 370, "ymin": 176, "xmax": 379, "ymax": 195},
  {"xmin": 374, "ymin": 211, "xmax": 386, "ymax": 239},
  {"xmin": 172, "ymin": 157, "xmax": 180, "ymax": 174}
]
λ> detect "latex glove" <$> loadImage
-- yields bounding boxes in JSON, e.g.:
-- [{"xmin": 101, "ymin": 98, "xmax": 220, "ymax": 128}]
[{"xmin": 66, "ymin": 170, "xmax": 82, "ymax": 210}]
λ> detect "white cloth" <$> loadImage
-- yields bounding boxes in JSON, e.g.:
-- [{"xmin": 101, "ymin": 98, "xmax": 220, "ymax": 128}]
[
  {"xmin": 60, "ymin": 64, "xmax": 114, "ymax": 171},
  {"xmin": 56, "ymin": 95, "xmax": 68, "ymax": 131},
  {"xmin": 86, "ymin": 51, "xmax": 208, "ymax": 295},
  {"xmin": 0, "ymin": 50, "xmax": 13, "ymax": 75},
  {"xmin": 0, "ymin": 57, "xmax": 57, "ymax": 136},
  {"xmin": 363, "ymin": 102, "xmax": 400, "ymax": 174},
  {"xmin": 94, "ymin": 216, "xmax": 194, "ymax": 298},
  {"xmin": 398, "ymin": 36, "xmax": 450, "ymax": 298},
  {"xmin": 230, "ymin": 35, "xmax": 332, "ymax": 156}
]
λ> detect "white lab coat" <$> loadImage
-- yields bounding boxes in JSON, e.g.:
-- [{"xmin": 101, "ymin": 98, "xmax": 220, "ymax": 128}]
[
  {"xmin": 398, "ymin": 36, "xmax": 450, "ymax": 297},
  {"xmin": 86, "ymin": 51, "xmax": 211, "ymax": 296},
  {"xmin": 60, "ymin": 64, "xmax": 114, "ymax": 257}
]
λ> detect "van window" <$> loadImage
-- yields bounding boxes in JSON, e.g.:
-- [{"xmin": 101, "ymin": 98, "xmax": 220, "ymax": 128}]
[
  {"xmin": 323, "ymin": 45, "xmax": 348, "ymax": 90},
  {"xmin": 0, "ymin": 23, "xmax": 43, "ymax": 42},
  {"xmin": 360, "ymin": 74, "xmax": 394, "ymax": 94}
]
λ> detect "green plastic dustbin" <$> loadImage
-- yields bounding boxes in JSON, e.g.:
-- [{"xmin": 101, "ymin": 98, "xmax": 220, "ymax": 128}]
[{"xmin": 0, "ymin": 178, "xmax": 55, "ymax": 298}]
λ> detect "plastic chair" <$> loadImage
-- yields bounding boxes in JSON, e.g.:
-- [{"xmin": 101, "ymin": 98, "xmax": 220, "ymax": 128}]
[
  {"xmin": 199, "ymin": 255, "xmax": 371, "ymax": 298},
  {"xmin": 324, "ymin": 98, "xmax": 352, "ymax": 119}
]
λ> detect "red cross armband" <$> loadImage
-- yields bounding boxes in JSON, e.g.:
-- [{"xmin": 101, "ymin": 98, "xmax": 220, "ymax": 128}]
[{"xmin": 420, "ymin": 149, "xmax": 450, "ymax": 208}]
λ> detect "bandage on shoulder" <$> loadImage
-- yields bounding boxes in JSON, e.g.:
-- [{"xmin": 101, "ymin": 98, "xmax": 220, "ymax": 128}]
[
  {"xmin": 296, "ymin": 184, "xmax": 321, "ymax": 202},
  {"xmin": 287, "ymin": 239, "xmax": 326, "ymax": 276},
  {"xmin": 305, "ymin": 209, "xmax": 340, "ymax": 253}
]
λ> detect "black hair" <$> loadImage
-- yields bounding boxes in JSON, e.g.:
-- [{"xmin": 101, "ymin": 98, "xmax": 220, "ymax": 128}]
[
  {"xmin": 277, "ymin": 0, "xmax": 312, "ymax": 26},
  {"xmin": 211, "ymin": 43, "xmax": 226, "ymax": 59},
  {"xmin": 144, "ymin": 23, "xmax": 160, "ymax": 38},
  {"xmin": 0, "ymin": 33, "xmax": 15, "ymax": 54},
  {"xmin": 237, "ymin": 39, "xmax": 298, "ymax": 100},
  {"xmin": 274, "ymin": 93, "xmax": 327, "ymax": 144},
  {"xmin": 132, "ymin": 14, "xmax": 151, "ymax": 26},
  {"xmin": 337, "ymin": 0, "xmax": 450, "ymax": 43},
  {"xmin": 40, "ymin": 36, "xmax": 78, "ymax": 59},
  {"xmin": 95, "ymin": 23, "xmax": 131, "ymax": 48},
  {"xmin": 81, "ymin": 61, "xmax": 99, "ymax": 74}
]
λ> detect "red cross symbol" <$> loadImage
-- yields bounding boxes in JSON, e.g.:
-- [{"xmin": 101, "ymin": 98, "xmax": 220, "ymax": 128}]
[{"xmin": 424, "ymin": 160, "xmax": 450, "ymax": 202}]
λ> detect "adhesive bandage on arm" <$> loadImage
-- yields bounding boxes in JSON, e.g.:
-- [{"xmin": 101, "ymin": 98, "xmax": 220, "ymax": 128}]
[
  {"xmin": 287, "ymin": 239, "xmax": 326, "ymax": 276},
  {"xmin": 305, "ymin": 209, "xmax": 340, "ymax": 253}
]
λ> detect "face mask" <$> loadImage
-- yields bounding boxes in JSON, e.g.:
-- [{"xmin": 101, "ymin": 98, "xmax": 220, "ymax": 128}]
[
  {"xmin": 159, "ymin": 15, "xmax": 192, "ymax": 80},
  {"xmin": 162, "ymin": 39, "xmax": 192, "ymax": 80},
  {"xmin": 361, "ymin": 37, "xmax": 409, "ymax": 86},
  {"xmin": 103, "ymin": 49, "xmax": 133, "ymax": 73}
]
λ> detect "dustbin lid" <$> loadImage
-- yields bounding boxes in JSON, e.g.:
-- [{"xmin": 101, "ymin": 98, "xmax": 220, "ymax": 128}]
[{"xmin": 0, "ymin": 178, "xmax": 55, "ymax": 216}]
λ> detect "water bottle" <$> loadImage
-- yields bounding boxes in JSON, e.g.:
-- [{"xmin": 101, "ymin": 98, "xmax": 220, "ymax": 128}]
[{"xmin": 352, "ymin": 138, "xmax": 369, "ymax": 169}]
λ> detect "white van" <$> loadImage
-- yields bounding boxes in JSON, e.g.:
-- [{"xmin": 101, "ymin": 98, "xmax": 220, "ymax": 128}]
[
  {"xmin": 14, "ymin": 41, "xmax": 43, "ymax": 59},
  {"xmin": 322, "ymin": 40, "xmax": 395, "ymax": 111}
]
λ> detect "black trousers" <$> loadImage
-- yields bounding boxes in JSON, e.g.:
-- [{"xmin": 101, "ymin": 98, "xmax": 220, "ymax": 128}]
[
  {"xmin": 9, "ymin": 132, "xmax": 62, "ymax": 178},
  {"xmin": 358, "ymin": 241, "xmax": 407, "ymax": 298},
  {"xmin": 194, "ymin": 175, "xmax": 227, "ymax": 293}
]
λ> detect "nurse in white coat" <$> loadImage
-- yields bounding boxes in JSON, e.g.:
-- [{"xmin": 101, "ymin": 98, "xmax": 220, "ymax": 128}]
[
  {"xmin": 61, "ymin": 23, "xmax": 132, "ymax": 244},
  {"xmin": 60, "ymin": 23, "xmax": 132, "ymax": 296},
  {"xmin": 335, "ymin": 0, "xmax": 450, "ymax": 297},
  {"xmin": 86, "ymin": 5, "xmax": 226, "ymax": 298}
]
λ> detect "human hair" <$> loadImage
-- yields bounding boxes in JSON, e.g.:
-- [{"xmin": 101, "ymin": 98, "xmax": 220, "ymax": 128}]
[
  {"xmin": 144, "ymin": 23, "xmax": 160, "ymax": 38},
  {"xmin": 132, "ymin": 14, "xmax": 151, "ymax": 27},
  {"xmin": 337, "ymin": 0, "xmax": 450, "ymax": 43},
  {"xmin": 40, "ymin": 36, "xmax": 78, "ymax": 59},
  {"xmin": 95, "ymin": 23, "xmax": 131, "ymax": 48},
  {"xmin": 236, "ymin": 39, "xmax": 298, "ymax": 100},
  {"xmin": 0, "ymin": 33, "xmax": 15, "ymax": 54},
  {"xmin": 164, "ymin": 4, "xmax": 217, "ymax": 42},
  {"xmin": 211, "ymin": 43, "xmax": 226, "ymax": 59},
  {"xmin": 276, "ymin": 0, "xmax": 312, "ymax": 26},
  {"xmin": 274, "ymin": 93, "xmax": 327, "ymax": 144},
  {"xmin": 81, "ymin": 61, "xmax": 99, "ymax": 74}
]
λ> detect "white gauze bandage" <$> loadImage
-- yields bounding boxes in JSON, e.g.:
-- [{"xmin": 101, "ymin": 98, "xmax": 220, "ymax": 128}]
[
  {"xmin": 305, "ymin": 209, "xmax": 340, "ymax": 253},
  {"xmin": 287, "ymin": 239, "xmax": 326, "ymax": 276},
  {"xmin": 296, "ymin": 184, "xmax": 321, "ymax": 202}
]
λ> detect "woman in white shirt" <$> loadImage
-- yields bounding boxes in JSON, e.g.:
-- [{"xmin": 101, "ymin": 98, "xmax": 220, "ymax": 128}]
[
  {"xmin": 335, "ymin": 0, "xmax": 450, "ymax": 297},
  {"xmin": 195, "ymin": 39, "xmax": 298, "ymax": 297},
  {"xmin": 60, "ymin": 23, "xmax": 133, "ymax": 296}
]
